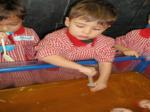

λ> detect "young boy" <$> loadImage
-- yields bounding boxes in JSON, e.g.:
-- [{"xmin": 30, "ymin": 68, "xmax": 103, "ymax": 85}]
[
  {"xmin": 114, "ymin": 14, "xmax": 150, "ymax": 58},
  {"xmin": 0, "ymin": 0, "xmax": 40, "ymax": 88},
  {"xmin": 36, "ymin": 0, "xmax": 117, "ymax": 92},
  {"xmin": 113, "ymin": 14, "xmax": 150, "ymax": 73}
]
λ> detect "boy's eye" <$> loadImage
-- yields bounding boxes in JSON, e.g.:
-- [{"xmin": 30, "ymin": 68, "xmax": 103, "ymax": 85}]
[
  {"xmin": 9, "ymin": 23, "xmax": 19, "ymax": 26},
  {"xmin": 76, "ymin": 25, "xmax": 85, "ymax": 28},
  {"xmin": 93, "ymin": 28, "xmax": 101, "ymax": 30},
  {"xmin": 92, "ymin": 27, "xmax": 101, "ymax": 30}
]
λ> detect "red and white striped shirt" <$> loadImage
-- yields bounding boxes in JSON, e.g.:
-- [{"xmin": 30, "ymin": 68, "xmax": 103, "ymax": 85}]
[
  {"xmin": 36, "ymin": 28, "xmax": 115, "ymax": 62},
  {"xmin": 115, "ymin": 29, "xmax": 150, "ymax": 56},
  {"xmin": 0, "ymin": 26, "xmax": 40, "ymax": 62}
]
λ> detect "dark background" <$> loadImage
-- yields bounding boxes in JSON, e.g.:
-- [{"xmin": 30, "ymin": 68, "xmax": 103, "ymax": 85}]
[{"xmin": 21, "ymin": 0, "xmax": 150, "ymax": 39}]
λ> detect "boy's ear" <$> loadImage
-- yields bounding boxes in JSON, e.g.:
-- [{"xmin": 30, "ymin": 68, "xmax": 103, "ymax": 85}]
[{"xmin": 64, "ymin": 17, "xmax": 70, "ymax": 27}]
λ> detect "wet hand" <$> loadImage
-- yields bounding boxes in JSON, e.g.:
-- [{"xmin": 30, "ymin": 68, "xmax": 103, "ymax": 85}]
[
  {"xmin": 123, "ymin": 50, "xmax": 140, "ymax": 58},
  {"xmin": 90, "ymin": 82, "xmax": 107, "ymax": 92},
  {"xmin": 138, "ymin": 99, "xmax": 150, "ymax": 110},
  {"xmin": 79, "ymin": 66, "xmax": 97, "ymax": 77},
  {"xmin": 0, "ymin": 32, "xmax": 8, "ymax": 44},
  {"xmin": 0, "ymin": 32, "xmax": 7, "ymax": 39}
]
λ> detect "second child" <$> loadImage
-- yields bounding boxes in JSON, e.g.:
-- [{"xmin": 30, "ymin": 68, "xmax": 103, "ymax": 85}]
[{"xmin": 36, "ymin": 0, "xmax": 117, "ymax": 92}]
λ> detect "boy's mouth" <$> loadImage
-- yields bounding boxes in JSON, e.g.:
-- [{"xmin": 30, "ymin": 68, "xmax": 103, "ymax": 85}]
[{"xmin": 79, "ymin": 36, "xmax": 89, "ymax": 39}]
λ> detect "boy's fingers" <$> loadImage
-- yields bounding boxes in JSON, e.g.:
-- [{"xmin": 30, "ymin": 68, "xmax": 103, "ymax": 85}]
[{"xmin": 135, "ymin": 53, "xmax": 140, "ymax": 58}]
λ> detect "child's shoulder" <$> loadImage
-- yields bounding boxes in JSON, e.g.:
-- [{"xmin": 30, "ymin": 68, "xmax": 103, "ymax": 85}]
[
  {"xmin": 95, "ymin": 35, "xmax": 114, "ymax": 47},
  {"xmin": 127, "ymin": 28, "xmax": 141, "ymax": 34},
  {"xmin": 23, "ymin": 26, "xmax": 34, "ymax": 31},
  {"xmin": 97, "ymin": 34, "xmax": 114, "ymax": 42},
  {"xmin": 125, "ymin": 28, "xmax": 145, "ymax": 38},
  {"xmin": 45, "ymin": 28, "xmax": 67, "ymax": 39},
  {"xmin": 44, "ymin": 28, "xmax": 67, "ymax": 41},
  {"xmin": 23, "ymin": 26, "xmax": 37, "ymax": 34},
  {"xmin": 117, "ymin": 29, "xmax": 141, "ymax": 37}
]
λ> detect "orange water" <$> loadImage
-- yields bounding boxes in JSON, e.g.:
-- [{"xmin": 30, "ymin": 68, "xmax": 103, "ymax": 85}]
[{"xmin": 0, "ymin": 72, "xmax": 150, "ymax": 112}]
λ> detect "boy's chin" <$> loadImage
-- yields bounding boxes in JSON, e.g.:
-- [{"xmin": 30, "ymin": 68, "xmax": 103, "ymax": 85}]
[
  {"xmin": 77, "ymin": 36, "xmax": 94, "ymax": 40},
  {"xmin": 79, "ymin": 38, "xmax": 92, "ymax": 40}
]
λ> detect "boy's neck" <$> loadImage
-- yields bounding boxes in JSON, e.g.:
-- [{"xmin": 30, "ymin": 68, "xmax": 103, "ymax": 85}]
[
  {"xmin": 81, "ymin": 39, "xmax": 94, "ymax": 44},
  {"xmin": 139, "ymin": 28, "xmax": 150, "ymax": 38},
  {"xmin": 66, "ymin": 29, "xmax": 96, "ymax": 46}
]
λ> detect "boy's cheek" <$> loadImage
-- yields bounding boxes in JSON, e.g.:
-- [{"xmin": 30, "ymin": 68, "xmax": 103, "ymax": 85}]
[{"xmin": 0, "ymin": 27, "xmax": 5, "ymax": 32}]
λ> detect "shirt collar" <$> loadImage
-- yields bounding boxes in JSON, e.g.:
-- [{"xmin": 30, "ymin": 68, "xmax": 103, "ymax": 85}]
[
  {"xmin": 66, "ymin": 30, "xmax": 97, "ymax": 47},
  {"xmin": 139, "ymin": 28, "xmax": 150, "ymax": 38},
  {"xmin": 7, "ymin": 26, "xmax": 25, "ymax": 44},
  {"xmin": 14, "ymin": 26, "xmax": 25, "ymax": 35}
]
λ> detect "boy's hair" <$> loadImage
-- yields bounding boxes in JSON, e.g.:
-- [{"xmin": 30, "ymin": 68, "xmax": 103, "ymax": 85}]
[
  {"xmin": 68, "ymin": 0, "xmax": 117, "ymax": 24},
  {"xmin": 0, "ymin": 0, "xmax": 26, "ymax": 21}
]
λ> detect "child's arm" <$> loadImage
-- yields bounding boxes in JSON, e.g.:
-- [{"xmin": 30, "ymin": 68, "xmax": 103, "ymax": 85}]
[
  {"xmin": 24, "ymin": 28, "xmax": 40, "ymax": 60},
  {"xmin": 41, "ymin": 55, "xmax": 97, "ymax": 77},
  {"xmin": 0, "ymin": 32, "xmax": 8, "ymax": 43},
  {"xmin": 90, "ymin": 62, "xmax": 112, "ymax": 92},
  {"xmin": 114, "ymin": 44, "xmax": 140, "ymax": 58},
  {"xmin": 0, "ymin": 32, "xmax": 7, "ymax": 38}
]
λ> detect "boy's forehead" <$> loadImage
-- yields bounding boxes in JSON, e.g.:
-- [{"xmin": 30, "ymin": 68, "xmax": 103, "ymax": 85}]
[
  {"xmin": 71, "ymin": 16, "xmax": 112, "ymax": 25},
  {"xmin": 73, "ymin": 18, "xmax": 100, "ymax": 26},
  {"xmin": 0, "ymin": 16, "xmax": 21, "ymax": 24},
  {"xmin": 72, "ymin": 17, "xmax": 99, "ymax": 23}
]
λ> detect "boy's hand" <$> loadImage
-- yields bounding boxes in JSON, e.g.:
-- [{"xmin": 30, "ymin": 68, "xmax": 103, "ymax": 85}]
[
  {"xmin": 138, "ymin": 99, "xmax": 150, "ymax": 110},
  {"xmin": 123, "ymin": 49, "xmax": 140, "ymax": 58},
  {"xmin": 0, "ymin": 32, "xmax": 8, "ymax": 44},
  {"xmin": 79, "ymin": 66, "xmax": 97, "ymax": 77},
  {"xmin": 90, "ymin": 82, "xmax": 107, "ymax": 92},
  {"xmin": 0, "ymin": 32, "xmax": 7, "ymax": 39}
]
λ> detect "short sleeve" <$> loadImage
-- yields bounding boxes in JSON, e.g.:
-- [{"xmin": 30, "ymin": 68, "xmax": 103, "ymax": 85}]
[
  {"xmin": 36, "ymin": 34, "xmax": 64, "ymax": 59},
  {"xmin": 115, "ymin": 30, "xmax": 135, "ymax": 48},
  {"xmin": 95, "ymin": 37, "xmax": 115, "ymax": 62}
]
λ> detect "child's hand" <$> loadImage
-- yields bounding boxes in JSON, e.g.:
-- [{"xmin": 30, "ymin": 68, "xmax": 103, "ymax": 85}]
[
  {"xmin": 0, "ymin": 32, "xmax": 7, "ymax": 40},
  {"xmin": 79, "ymin": 66, "xmax": 97, "ymax": 77},
  {"xmin": 0, "ymin": 32, "xmax": 8, "ymax": 44},
  {"xmin": 90, "ymin": 81, "xmax": 107, "ymax": 92},
  {"xmin": 123, "ymin": 49, "xmax": 140, "ymax": 58},
  {"xmin": 110, "ymin": 108, "xmax": 133, "ymax": 112},
  {"xmin": 138, "ymin": 99, "xmax": 150, "ymax": 110}
]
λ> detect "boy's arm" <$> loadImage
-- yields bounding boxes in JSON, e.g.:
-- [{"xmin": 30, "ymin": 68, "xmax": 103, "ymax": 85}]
[
  {"xmin": 41, "ymin": 55, "xmax": 97, "ymax": 77},
  {"xmin": 114, "ymin": 44, "xmax": 130, "ymax": 52},
  {"xmin": 0, "ymin": 32, "xmax": 10, "ymax": 44},
  {"xmin": 114, "ymin": 44, "xmax": 139, "ymax": 58},
  {"xmin": 91, "ymin": 62, "xmax": 112, "ymax": 92},
  {"xmin": 25, "ymin": 29, "xmax": 40, "ymax": 60}
]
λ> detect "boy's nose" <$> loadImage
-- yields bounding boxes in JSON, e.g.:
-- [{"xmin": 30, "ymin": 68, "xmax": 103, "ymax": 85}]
[{"xmin": 83, "ymin": 28, "xmax": 92, "ymax": 35}]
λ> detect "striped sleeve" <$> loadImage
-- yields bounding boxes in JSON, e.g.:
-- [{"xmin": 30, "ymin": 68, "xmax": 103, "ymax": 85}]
[
  {"xmin": 36, "ymin": 34, "xmax": 64, "ymax": 59},
  {"xmin": 115, "ymin": 31, "xmax": 135, "ymax": 48},
  {"xmin": 95, "ymin": 37, "xmax": 115, "ymax": 62}
]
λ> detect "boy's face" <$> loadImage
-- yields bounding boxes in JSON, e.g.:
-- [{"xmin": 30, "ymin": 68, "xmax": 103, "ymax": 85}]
[
  {"xmin": 65, "ymin": 17, "xmax": 110, "ymax": 40},
  {"xmin": 0, "ymin": 15, "xmax": 22, "ymax": 32}
]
